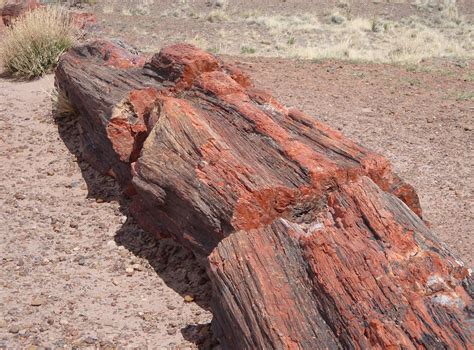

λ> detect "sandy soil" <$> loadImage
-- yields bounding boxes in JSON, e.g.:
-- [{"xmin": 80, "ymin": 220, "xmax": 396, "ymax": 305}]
[{"xmin": 0, "ymin": 76, "xmax": 214, "ymax": 349}]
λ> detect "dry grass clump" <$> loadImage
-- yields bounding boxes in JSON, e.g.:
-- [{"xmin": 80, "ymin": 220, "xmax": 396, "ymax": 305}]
[
  {"xmin": 51, "ymin": 88, "xmax": 76, "ymax": 117},
  {"xmin": 207, "ymin": 9, "xmax": 229, "ymax": 23},
  {"xmin": 246, "ymin": 14, "xmax": 320, "ymax": 33},
  {"xmin": 1, "ymin": 6, "xmax": 77, "ymax": 78}
]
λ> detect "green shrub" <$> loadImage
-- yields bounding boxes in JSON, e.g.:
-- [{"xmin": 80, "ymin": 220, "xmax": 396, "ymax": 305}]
[
  {"xmin": 1, "ymin": 6, "xmax": 77, "ymax": 78},
  {"xmin": 241, "ymin": 46, "xmax": 256, "ymax": 54}
]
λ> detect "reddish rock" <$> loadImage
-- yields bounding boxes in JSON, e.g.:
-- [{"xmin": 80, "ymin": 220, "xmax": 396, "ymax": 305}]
[
  {"xmin": 55, "ymin": 41, "xmax": 473, "ymax": 349},
  {"xmin": 1, "ymin": 0, "xmax": 41, "ymax": 26},
  {"xmin": 210, "ymin": 177, "xmax": 472, "ymax": 348}
]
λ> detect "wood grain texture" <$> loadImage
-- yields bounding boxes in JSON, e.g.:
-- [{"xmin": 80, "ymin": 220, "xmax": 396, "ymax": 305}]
[
  {"xmin": 55, "ymin": 40, "xmax": 473, "ymax": 349},
  {"xmin": 210, "ymin": 177, "xmax": 473, "ymax": 349},
  {"xmin": 1, "ymin": 0, "xmax": 41, "ymax": 26}
]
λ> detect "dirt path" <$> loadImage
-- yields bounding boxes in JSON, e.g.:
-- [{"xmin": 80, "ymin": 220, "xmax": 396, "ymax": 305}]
[
  {"xmin": 0, "ymin": 76, "xmax": 213, "ymax": 349},
  {"xmin": 0, "ymin": 57, "xmax": 472, "ymax": 348}
]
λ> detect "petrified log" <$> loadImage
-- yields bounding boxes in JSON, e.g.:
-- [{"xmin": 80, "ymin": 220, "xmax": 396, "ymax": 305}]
[
  {"xmin": 55, "ymin": 41, "xmax": 473, "ymax": 349},
  {"xmin": 1, "ymin": 0, "xmax": 40, "ymax": 26}
]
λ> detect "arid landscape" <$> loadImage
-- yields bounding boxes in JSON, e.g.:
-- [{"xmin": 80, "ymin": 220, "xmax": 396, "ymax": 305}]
[{"xmin": 0, "ymin": 0, "xmax": 473, "ymax": 349}]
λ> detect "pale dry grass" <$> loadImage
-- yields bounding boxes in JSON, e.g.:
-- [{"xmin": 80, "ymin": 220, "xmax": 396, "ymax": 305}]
[
  {"xmin": 99, "ymin": 0, "xmax": 154, "ymax": 16},
  {"xmin": 51, "ymin": 88, "xmax": 76, "ymax": 117},
  {"xmin": 1, "ymin": 6, "xmax": 77, "ymax": 78},
  {"xmin": 207, "ymin": 9, "xmax": 229, "ymax": 23},
  {"xmin": 246, "ymin": 14, "xmax": 320, "ymax": 33},
  {"xmin": 240, "ymin": 7, "xmax": 473, "ymax": 64}
]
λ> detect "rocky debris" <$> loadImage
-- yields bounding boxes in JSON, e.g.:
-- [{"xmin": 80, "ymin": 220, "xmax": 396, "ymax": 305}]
[
  {"xmin": 55, "ymin": 40, "xmax": 473, "ymax": 349},
  {"xmin": 0, "ymin": 0, "xmax": 41, "ymax": 27},
  {"xmin": 30, "ymin": 296, "xmax": 45, "ymax": 307},
  {"xmin": 69, "ymin": 11, "xmax": 97, "ymax": 30}
]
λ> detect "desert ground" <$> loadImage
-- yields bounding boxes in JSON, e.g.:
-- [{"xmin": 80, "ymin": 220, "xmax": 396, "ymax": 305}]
[{"xmin": 0, "ymin": 0, "xmax": 473, "ymax": 349}]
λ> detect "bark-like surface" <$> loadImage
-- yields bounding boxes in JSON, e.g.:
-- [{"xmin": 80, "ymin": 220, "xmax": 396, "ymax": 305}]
[
  {"xmin": 55, "ymin": 40, "xmax": 473, "ymax": 349},
  {"xmin": 1, "ymin": 0, "xmax": 41, "ymax": 26}
]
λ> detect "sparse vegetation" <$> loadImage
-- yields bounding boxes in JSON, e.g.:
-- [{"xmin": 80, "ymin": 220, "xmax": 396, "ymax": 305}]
[
  {"xmin": 456, "ymin": 91, "xmax": 474, "ymax": 101},
  {"xmin": 243, "ymin": 8, "xmax": 473, "ymax": 64},
  {"xmin": 1, "ymin": 6, "xmax": 77, "ymax": 78},
  {"xmin": 86, "ymin": 0, "xmax": 471, "ymax": 66},
  {"xmin": 246, "ymin": 14, "xmax": 320, "ymax": 32},
  {"xmin": 51, "ymin": 88, "xmax": 76, "ymax": 117},
  {"xmin": 240, "ymin": 46, "xmax": 256, "ymax": 54},
  {"xmin": 206, "ymin": 9, "xmax": 229, "ymax": 23}
]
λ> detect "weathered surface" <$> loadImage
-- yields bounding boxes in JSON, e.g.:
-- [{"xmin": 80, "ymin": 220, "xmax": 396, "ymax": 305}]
[
  {"xmin": 55, "ymin": 40, "xmax": 153, "ymax": 188},
  {"xmin": 55, "ymin": 41, "xmax": 473, "ymax": 349},
  {"xmin": 1, "ymin": 0, "xmax": 40, "ymax": 26},
  {"xmin": 210, "ymin": 177, "xmax": 473, "ymax": 349}
]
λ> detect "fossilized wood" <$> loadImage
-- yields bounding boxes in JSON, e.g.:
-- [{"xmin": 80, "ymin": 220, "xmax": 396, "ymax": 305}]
[
  {"xmin": 55, "ymin": 40, "xmax": 155, "ymax": 187},
  {"xmin": 1, "ymin": 0, "xmax": 41, "ymax": 26},
  {"xmin": 210, "ymin": 177, "xmax": 473, "ymax": 349},
  {"xmin": 55, "ymin": 41, "xmax": 473, "ymax": 349}
]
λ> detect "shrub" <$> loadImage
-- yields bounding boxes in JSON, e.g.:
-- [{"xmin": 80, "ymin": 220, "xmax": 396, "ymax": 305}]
[
  {"xmin": 207, "ymin": 9, "xmax": 229, "ymax": 23},
  {"xmin": 240, "ymin": 46, "xmax": 256, "ymax": 54},
  {"xmin": 1, "ymin": 6, "xmax": 77, "ymax": 78}
]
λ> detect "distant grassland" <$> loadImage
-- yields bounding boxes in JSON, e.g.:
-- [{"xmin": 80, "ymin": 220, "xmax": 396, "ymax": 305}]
[
  {"xmin": 237, "ymin": 12, "xmax": 473, "ymax": 64},
  {"xmin": 101, "ymin": 0, "xmax": 473, "ymax": 65},
  {"xmin": 4, "ymin": 0, "xmax": 470, "ymax": 65},
  {"xmin": 197, "ymin": 0, "xmax": 473, "ymax": 64}
]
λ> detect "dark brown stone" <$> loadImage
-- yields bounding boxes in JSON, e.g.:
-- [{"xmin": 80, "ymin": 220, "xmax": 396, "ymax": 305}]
[{"xmin": 1, "ymin": 0, "xmax": 41, "ymax": 26}]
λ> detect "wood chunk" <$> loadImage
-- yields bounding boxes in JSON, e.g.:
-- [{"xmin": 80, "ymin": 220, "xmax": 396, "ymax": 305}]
[
  {"xmin": 55, "ymin": 40, "xmax": 473, "ymax": 349},
  {"xmin": 1, "ymin": 0, "xmax": 41, "ymax": 27}
]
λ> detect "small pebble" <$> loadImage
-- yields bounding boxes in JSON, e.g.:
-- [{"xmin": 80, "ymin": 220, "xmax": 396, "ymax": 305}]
[
  {"xmin": 30, "ymin": 296, "xmax": 45, "ymax": 306},
  {"xmin": 14, "ymin": 193, "xmax": 26, "ymax": 200},
  {"xmin": 8, "ymin": 325, "xmax": 20, "ymax": 334},
  {"xmin": 132, "ymin": 264, "xmax": 143, "ymax": 271}
]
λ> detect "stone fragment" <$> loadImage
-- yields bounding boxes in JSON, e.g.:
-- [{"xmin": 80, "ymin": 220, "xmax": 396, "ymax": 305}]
[
  {"xmin": 30, "ymin": 296, "xmax": 45, "ymax": 306},
  {"xmin": 1, "ymin": 0, "xmax": 41, "ymax": 27}
]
